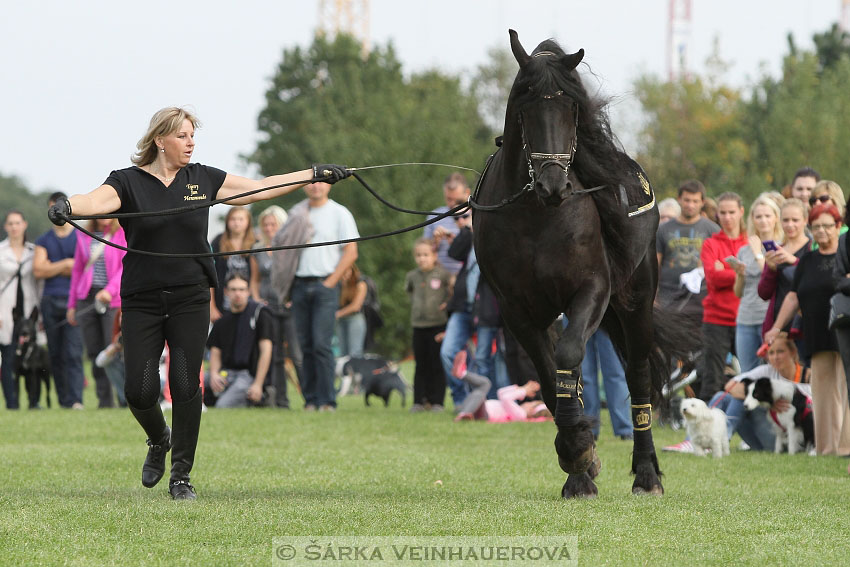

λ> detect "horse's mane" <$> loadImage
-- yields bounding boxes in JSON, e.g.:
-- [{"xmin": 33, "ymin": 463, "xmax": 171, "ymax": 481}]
[{"xmin": 508, "ymin": 40, "xmax": 639, "ymax": 302}]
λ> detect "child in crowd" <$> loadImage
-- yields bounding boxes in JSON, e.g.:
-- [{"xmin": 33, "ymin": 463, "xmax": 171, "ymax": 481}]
[{"xmin": 405, "ymin": 238, "xmax": 452, "ymax": 412}]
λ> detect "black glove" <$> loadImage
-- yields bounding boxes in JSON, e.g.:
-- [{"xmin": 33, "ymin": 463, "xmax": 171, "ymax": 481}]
[
  {"xmin": 312, "ymin": 164, "xmax": 351, "ymax": 185},
  {"xmin": 48, "ymin": 197, "xmax": 72, "ymax": 226}
]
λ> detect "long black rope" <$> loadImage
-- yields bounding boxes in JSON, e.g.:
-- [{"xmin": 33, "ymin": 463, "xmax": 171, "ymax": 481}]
[{"xmin": 64, "ymin": 196, "xmax": 471, "ymax": 259}]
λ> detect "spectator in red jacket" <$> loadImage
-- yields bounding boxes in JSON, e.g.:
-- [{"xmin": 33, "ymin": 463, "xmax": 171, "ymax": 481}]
[{"xmin": 698, "ymin": 192, "xmax": 748, "ymax": 401}]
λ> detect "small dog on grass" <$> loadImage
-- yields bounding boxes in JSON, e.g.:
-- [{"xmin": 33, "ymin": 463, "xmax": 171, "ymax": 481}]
[
  {"xmin": 679, "ymin": 398, "xmax": 729, "ymax": 458},
  {"xmin": 336, "ymin": 354, "xmax": 408, "ymax": 407},
  {"xmin": 741, "ymin": 377, "xmax": 815, "ymax": 455}
]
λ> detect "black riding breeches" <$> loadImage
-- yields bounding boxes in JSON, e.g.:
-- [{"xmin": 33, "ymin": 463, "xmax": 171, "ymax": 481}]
[{"xmin": 121, "ymin": 283, "xmax": 210, "ymax": 409}]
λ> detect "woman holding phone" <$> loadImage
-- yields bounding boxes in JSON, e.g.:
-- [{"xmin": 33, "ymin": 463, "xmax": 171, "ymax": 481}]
[
  {"xmin": 732, "ymin": 195, "xmax": 783, "ymax": 371},
  {"xmin": 758, "ymin": 198, "xmax": 811, "ymax": 341}
]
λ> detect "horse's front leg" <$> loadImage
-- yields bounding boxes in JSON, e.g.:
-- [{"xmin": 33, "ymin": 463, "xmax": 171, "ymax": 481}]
[
  {"xmin": 617, "ymin": 260, "xmax": 664, "ymax": 496},
  {"xmin": 553, "ymin": 282, "xmax": 609, "ymax": 498}
]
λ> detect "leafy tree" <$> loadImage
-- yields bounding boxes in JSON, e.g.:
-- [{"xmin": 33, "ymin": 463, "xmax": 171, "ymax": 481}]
[
  {"xmin": 745, "ymin": 33, "xmax": 850, "ymax": 189},
  {"xmin": 471, "ymin": 46, "xmax": 516, "ymax": 133},
  {"xmin": 631, "ymin": 59, "xmax": 759, "ymax": 200},
  {"xmin": 247, "ymin": 34, "xmax": 492, "ymax": 357},
  {"xmin": 0, "ymin": 173, "xmax": 52, "ymax": 241}
]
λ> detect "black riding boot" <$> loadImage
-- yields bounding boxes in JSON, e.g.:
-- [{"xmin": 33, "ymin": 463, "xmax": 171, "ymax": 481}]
[
  {"xmin": 169, "ymin": 389, "xmax": 202, "ymax": 500},
  {"xmin": 128, "ymin": 402, "xmax": 171, "ymax": 488}
]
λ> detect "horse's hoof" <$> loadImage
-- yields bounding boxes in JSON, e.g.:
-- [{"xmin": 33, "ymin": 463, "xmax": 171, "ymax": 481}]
[
  {"xmin": 561, "ymin": 473, "xmax": 598, "ymax": 499},
  {"xmin": 631, "ymin": 483, "xmax": 664, "ymax": 496}
]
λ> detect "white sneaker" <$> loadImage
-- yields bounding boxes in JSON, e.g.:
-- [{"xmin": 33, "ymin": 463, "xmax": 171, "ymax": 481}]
[
  {"xmin": 662, "ymin": 440, "xmax": 694, "ymax": 453},
  {"xmin": 738, "ymin": 440, "xmax": 751, "ymax": 451}
]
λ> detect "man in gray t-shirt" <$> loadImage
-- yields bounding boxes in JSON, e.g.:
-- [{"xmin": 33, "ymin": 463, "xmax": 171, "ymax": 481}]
[{"xmin": 655, "ymin": 180, "xmax": 719, "ymax": 317}]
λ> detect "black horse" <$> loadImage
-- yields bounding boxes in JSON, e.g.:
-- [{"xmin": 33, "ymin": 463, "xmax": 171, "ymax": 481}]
[{"xmin": 473, "ymin": 31, "xmax": 693, "ymax": 498}]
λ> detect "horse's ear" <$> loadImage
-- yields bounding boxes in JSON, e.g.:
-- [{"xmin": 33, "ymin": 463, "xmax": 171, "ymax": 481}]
[
  {"xmin": 509, "ymin": 29, "xmax": 530, "ymax": 68},
  {"xmin": 562, "ymin": 48, "xmax": 585, "ymax": 71}
]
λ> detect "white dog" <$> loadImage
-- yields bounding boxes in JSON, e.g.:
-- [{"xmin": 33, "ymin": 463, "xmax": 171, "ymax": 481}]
[{"xmin": 679, "ymin": 398, "xmax": 730, "ymax": 458}]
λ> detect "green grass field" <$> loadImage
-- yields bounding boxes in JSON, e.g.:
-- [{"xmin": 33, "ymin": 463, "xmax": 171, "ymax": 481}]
[{"xmin": 2, "ymin": 363, "xmax": 849, "ymax": 567}]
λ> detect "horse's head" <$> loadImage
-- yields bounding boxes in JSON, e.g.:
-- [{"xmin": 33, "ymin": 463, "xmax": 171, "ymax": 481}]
[{"xmin": 508, "ymin": 30, "xmax": 584, "ymax": 207}]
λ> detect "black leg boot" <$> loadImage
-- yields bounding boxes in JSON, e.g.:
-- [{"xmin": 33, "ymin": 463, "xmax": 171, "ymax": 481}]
[
  {"xmin": 169, "ymin": 389, "xmax": 202, "ymax": 500},
  {"xmin": 128, "ymin": 403, "xmax": 171, "ymax": 488}
]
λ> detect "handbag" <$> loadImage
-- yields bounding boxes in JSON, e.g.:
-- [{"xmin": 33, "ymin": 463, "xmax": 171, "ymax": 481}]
[{"xmin": 828, "ymin": 292, "xmax": 850, "ymax": 331}]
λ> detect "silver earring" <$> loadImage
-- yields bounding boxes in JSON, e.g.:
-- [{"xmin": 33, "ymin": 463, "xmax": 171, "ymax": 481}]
[{"xmin": 160, "ymin": 148, "xmax": 165, "ymax": 152}]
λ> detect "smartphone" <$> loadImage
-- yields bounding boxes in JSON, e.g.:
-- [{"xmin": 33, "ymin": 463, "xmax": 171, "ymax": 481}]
[
  {"xmin": 762, "ymin": 240, "xmax": 778, "ymax": 252},
  {"xmin": 725, "ymin": 255, "xmax": 743, "ymax": 268}
]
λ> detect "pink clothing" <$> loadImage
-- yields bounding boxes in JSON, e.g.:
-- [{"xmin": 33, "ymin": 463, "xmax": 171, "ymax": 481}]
[
  {"xmin": 68, "ymin": 229, "xmax": 126, "ymax": 310},
  {"xmin": 484, "ymin": 385, "xmax": 548, "ymax": 423}
]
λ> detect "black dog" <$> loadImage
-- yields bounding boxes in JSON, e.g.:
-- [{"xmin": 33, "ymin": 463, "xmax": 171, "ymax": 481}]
[
  {"xmin": 337, "ymin": 354, "xmax": 407, "ymax": 407},
  {"xmin": 13, "ymin": 307, "xmax": 51, "ymax": 409}
]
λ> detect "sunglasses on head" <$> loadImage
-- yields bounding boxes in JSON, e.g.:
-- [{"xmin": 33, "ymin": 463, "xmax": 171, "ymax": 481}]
[{"xmin": 809, "ymin": 194, "xmax": 831, "ymax": 206}]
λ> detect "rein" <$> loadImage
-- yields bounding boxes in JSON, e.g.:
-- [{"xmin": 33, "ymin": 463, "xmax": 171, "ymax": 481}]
[{"xmin": 64, "ymin": 170, "xmax": 473, "ymax": 259}]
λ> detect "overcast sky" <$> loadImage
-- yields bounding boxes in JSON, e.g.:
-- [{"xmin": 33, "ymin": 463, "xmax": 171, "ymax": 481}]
[{"xmin": 0, "ymin": 0, "xmax": 840, "ymax": 197}]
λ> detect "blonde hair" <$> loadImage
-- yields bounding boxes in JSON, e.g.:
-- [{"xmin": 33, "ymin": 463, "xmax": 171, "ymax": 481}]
[
  {"xmin": 257, "ymin": 205, "xmax": 288, "ymax": 245},
  {"xmin": 812, "ymin": 180, "xmax": 846, "ymax": 217},
  {"xmin": 131, "ymin": 107, "xmax": 201, "ymax": 166},
  {"xmin": 747, "ymin": 195, "xmax": 783, "ymax": 242}
]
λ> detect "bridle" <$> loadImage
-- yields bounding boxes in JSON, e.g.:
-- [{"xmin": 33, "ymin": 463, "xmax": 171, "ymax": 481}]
[{"xmin": 519, "ymin": 96, "xmax": 579, "ymax": 192}]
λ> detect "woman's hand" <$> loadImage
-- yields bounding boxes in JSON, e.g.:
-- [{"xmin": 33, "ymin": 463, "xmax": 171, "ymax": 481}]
[
  {"xmin": 773, "ymin": 244, "xmax": 797, "ymax": 266},
  {"xmin": 772, "ymin": 399, "xmax": 791, "ymax": 413},
  {"xmin": 95, "ymin": 289, "xmax": 112, "ymax": 305},
  {"xmin": 67, "ymin": 308, "xmax": 77, "ymax": 326},
  {"xmin": 764, "ymin": 250, "xmax": 781, "ymax": 271},
  {"xmin": 764, "ymin": 327, "xmax": 781, "ymax": 345}
]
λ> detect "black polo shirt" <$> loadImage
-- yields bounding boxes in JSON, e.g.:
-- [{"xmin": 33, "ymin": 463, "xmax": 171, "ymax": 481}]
[{"xmin": 105, "ymin": 163, "xmax": 226, "ymax": 296}]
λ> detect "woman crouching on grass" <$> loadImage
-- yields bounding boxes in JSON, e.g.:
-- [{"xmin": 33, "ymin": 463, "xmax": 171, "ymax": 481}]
[{"xmin": 48, "ymin": 107, "xmax": 350, "ymax": 500}]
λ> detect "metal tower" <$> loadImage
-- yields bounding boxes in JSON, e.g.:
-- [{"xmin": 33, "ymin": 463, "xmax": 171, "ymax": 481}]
[
  {"xmin": 667, "ymin": 0, "xmax": 692, "ymax": 81},
  {"xmin": 317, "ymin": 0, "xmax": 371, "ymax": 56}
]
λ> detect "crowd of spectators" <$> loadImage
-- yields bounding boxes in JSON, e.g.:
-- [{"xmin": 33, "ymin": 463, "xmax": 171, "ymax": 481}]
[{"xmin": 661, "ymin": 167, "xmax": 850, "ymax": 471}]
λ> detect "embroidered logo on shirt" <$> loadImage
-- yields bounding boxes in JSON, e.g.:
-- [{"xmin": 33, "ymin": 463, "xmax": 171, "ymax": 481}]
[
  {"xmin": 184, "ymin": 184, "xmax": 207, "ymax": 201},
  {"xmin": 430, "ymin": 278, "xmax": 442, "ymax": 290}
]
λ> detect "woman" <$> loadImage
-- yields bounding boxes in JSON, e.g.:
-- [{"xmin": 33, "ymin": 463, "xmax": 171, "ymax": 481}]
[
  {"xmin": 766, "ymin": 203, "xmax": 850, "ymax": 456},
  {"xmin": 210, "ymin": 206, "xmax": 255, "ymax": 321},
  {"xmin": 758, "ymin": 199, "xmax": 811, "ymax": 339},
  {"xmin": 335, "ymin": 264, "xmax": 368, "ymax": 357},
  {"xmin": 0, "ymin": 211, "xmax": 38, "ymax": 409},
  {"xmin": 732, "ymin": 195, "xmax": 782, "ymax": 372},
  {"xmin": 48, "ymin": 106, "xmax": 348, "ymax": 499},
  {"xmin": 698, "ymin": 192, "xmax": 748, "ymax": 401},
  {"xmin": 709, "ymin": 334, "xmax": 805, "ymax": 451},
  {"xmin": 68, "ymin": 217, "xmax": 126, "ymax": 408},
  {"xmin": 809, "ymin": 180, "xmax": 848, "ymax": 248},
  {"xmin": 249, "ymin": 205, "xmax": 298, "ymax": 409}
]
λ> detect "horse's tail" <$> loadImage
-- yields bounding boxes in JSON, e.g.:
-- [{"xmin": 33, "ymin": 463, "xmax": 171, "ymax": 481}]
[{"xmin": 647, "ymin": 306, "xmax": 701, "ymax": 403}]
